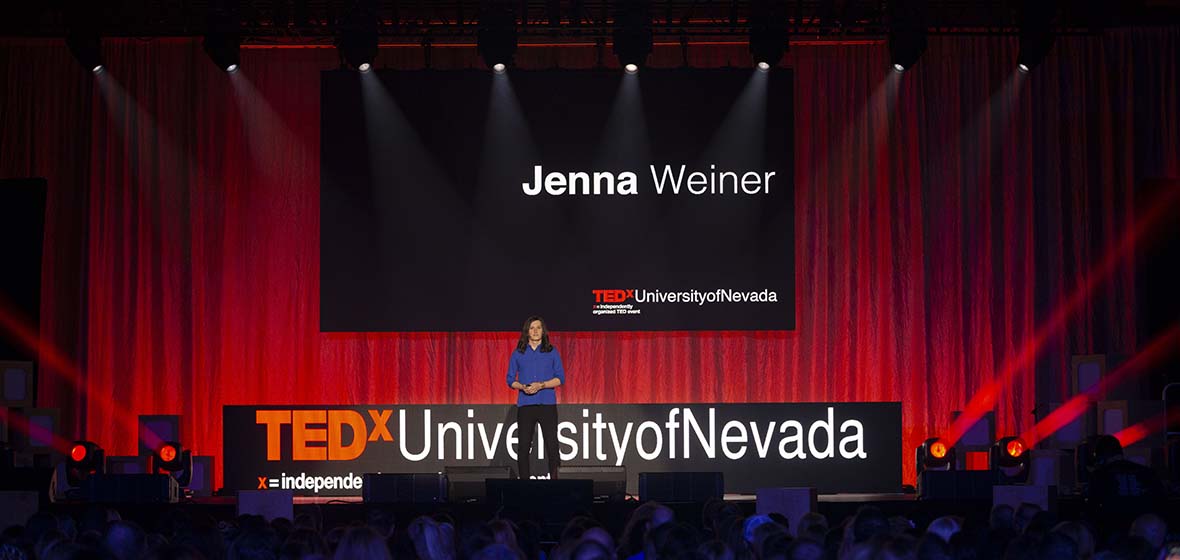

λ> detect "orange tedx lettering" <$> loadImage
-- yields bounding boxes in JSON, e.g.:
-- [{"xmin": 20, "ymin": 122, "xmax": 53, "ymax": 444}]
[
  {"xmin": 368, "ymin": 410, "xmax": 394, "ymax": 442},
  {"xmin": 256, "ymin": 410, "xmax": 292, "ymax": 461},
  {"xmin": 592, "ymin": 289, "xmax": 634, "ymax": 303},
  {"xmin": 328, "ymin": 410, "xmax": 367, "ymax": 460},
  {"xmin": 292, "ymin": 410, "xmax": 328, "ymax": 461}
]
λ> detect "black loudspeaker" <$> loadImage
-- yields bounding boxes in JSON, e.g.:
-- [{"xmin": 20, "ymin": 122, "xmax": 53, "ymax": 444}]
[
  {"xmin": 485, "ymin": 479, "xmax": 594, "ymax": 523},
  {"xmin": 559, "ymin": 466, "xmax": 627, "ymax": 501},
  {"xmin": 917, "ymin": 470, "xmax": 999, "ymax": 500},
  {"xmin": 638, "ymin": 472, "xmax": 723, "ymax": 502},
  {"xmin": 81, "ymin": 474, "xmax": 179, "ymax": 503},
  {"xmin": 444, "ymin": 465, "xmax": 512, "ymax": 502},
  {"xmin": 362, "ymin": 473, "xmax": 447, "ymax": 503}
]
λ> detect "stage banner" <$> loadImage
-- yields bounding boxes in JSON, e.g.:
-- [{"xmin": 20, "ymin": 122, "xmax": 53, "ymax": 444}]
[
  {"xmin": 320, "ymin": 69, "xmax": 794, "ymax": 332},
  {"xmin": 224, "ymin": 402, "xmax": 900, "ymax": 496}
]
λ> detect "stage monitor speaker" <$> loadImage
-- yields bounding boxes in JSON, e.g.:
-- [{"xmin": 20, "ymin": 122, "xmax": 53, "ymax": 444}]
[
  {"xmin": 81, "ymin": 474, "xmax": 179, "ymax": 504},
  {"xmin": 444, "ymin": 465, "xmax": 512, "ymax": 502},
  {"xmin": 138, "ymin": 415, "xmax": 180, "ymax": 458},
  {"xmin": 0, "ymin": 361, "xmax": 35, "ymax": 408},
  {"xmin": 189, "ymin": 456, "xmax": 215, "ymax": 497},
  {"xmin": 917, "ymin": 470, "xmax": 998, "ymax": 500},
  {"xmin": 638, "ymin": 472, "xmax": 723, "ymax": 503},
  {"xmin": 756, "ymin": 488, "xmax": 817, "ymax": 537},
  {"xmin": 239, "ymin": 489, "xmax": 294, "ymax": 521},
  {"xmin": 558, "ymin": 466, "xmax": 626, "ymax": 501},
  {"xmin": 485, "ymin": 479, "xmax": 593, "ymax": 523},
  {"xmin": 1098, "ymin": 400, "xmax": 1165, "ymax": 448},
  {"xmin": 363, "ymin": 473, "xmax": 448, "ymax": 503}
]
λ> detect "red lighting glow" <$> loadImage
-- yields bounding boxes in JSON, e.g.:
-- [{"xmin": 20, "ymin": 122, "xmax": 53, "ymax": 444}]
[
  {"xmin": 1114, "ymin": 407, "xmax": 1180, "ymax": 448},
  {"xmin": 1006, "ymin": 439, "xmax": 1025, "ymax": 457},
  {"xmin": 942, "ymin": 187, "xmax": 1180, "ymax": 449},
  {"xmin": 1019, "ymin": 326, "xmax": 1180, "ymax": 448},
  {"xmin": 930, "ymin": 441, "xmax": 948, "ymax": 459},
  {"xmin": 71, "ymin": 444, "xmax": 88, "ymax": 462},
  {"xmin": 159, "ymin": 444, "xmax": 178, "ymax": 463}
]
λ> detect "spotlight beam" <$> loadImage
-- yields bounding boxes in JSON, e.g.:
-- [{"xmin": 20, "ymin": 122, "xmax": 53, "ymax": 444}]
[
  {"xmin": 1020, "ymin": 325, "xmax": 1180, "ymax": 447},
  {"xmin": 941, "ymin": 185, "xmax": 1180, "ymax": 448},
  {"xmin": 0, "ymin": 408, "xmax": 75, "ymax": 456},
  {"xmin": 1113, "ymin": 406, "xmax": 1180, "ymax": 448},
  {"xmin": 0, "ymin": 294, "xmax": 150, "ymax": 446}
]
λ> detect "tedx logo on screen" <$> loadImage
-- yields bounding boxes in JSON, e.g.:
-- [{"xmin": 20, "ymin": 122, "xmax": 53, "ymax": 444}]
[{"xmin": 592, "ymin": 289, "xmax": 634, "ymax": 303}]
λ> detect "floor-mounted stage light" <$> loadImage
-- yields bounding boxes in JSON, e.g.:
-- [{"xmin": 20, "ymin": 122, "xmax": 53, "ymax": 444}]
[
  {"xmin": 67, "ymin": 440, "xmax": 105, "ymax": 486},
  {"xmin": 887, "ymin": 0, "xmax": 927, "ymax": 72},
  {"xmin": 152, "ymin": 441, "xmax": 193, "ymax": 487},
  {"xmin": 916, "ymin": 437, "xmax": 955, "ymax": 477},
  {"xmin": 991, "ymin": 436, "xmax": 1029, "ymax": 483},
  {"xmin": 749, "ymin": 0, "xmax": 787, "ymax": 71},
  {"xmin": 478, "ymin": 3, "xmax": 517, "ymax": 72},
  {"xmin": 613, "ymin": 2, "xmax": 652, "ymax": 72},
  {"xmin": 336, "ymin": 3, "xmax": 378, "ymax": 72},
  {"xmin": 204, "ymin": 9, "xmax": 241, "ymax": 73},
  {"xmin": 1016, "ymin": 2, "xmax": 1056, "ymax": 73}
]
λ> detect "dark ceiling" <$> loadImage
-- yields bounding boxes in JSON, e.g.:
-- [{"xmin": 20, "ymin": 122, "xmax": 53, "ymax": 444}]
[{"xmin": 3, "ymin": 1, "xmax": 1178, "ymax": 44}]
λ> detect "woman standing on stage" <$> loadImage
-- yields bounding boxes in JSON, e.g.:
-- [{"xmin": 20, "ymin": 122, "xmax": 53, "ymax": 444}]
[{"xmin": 506, "ymin": 316, "xmax": 565, "ymax": 479}]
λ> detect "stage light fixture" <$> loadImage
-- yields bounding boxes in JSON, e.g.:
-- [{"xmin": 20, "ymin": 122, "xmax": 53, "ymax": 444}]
[
  {"xmin": 1016, "ymin": 2, "xmax": 1056, "ymax": 73},
  {"xmin": 613, "ymin": 2, "xmax": 652, "ymax": 71},
  {"xmin": 152, "ymin": 441, "xmax": 193, "ymax": 487},
  {"xmin": 66, "ymin": 32, "xmax": 103, "ymax": 74},
  {"xmin": 335, "ymin": 3, "xmax": 378, "ymax": 72},
  {"xmin": 478, "ymin": 3, "xmax": 518, "ymax": 72},
  {"xmin": 749, "ymin": 0, "xmax": 787, "ymax": 71},
  {"xmin": 916, "ymin": 437, "xmax": 955, "ymax": 476},
  {"xmin": 887, "ymin": 0, "xmax": 927, "ymax": 72},
  {"xmin": 66, "ymin": 440, "xmax": 105, "ymax": 486},
  {"xmin": 358, "ymin": 62, "xmax": 372, "ymax": 73},
  {"xmin": 991, "ymin": 436, "xmax": 1029, "ymax": 482},
  {"xmin": 204, "ymin": 10, "xmax": 241, "ymax": 73}
]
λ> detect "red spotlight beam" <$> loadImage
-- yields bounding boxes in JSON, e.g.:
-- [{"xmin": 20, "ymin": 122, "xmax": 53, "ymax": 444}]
[
  {"xmin": 1114, "ymin": 406, "xmax": 1180, "ymax": 448},
  {"xmin": 0, "ymin": 408, "xmax": 75, "ymax": 456},
  {"xmin": 941, "ymin": 186, "xmax": 1180, "ymax": 448},
  {"xmin": 0, "ymin": 294, "xmax": 165, "ymax": 451},
  {"xmin": 1020, "ymin": 325, "xmax": 1180, "ymax": 447}
]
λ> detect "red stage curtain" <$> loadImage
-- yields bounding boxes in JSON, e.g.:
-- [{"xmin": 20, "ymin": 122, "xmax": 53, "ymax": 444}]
[{"xmin": 1, "ymin": 29, "xmax": 1177, "ymax": 488}]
